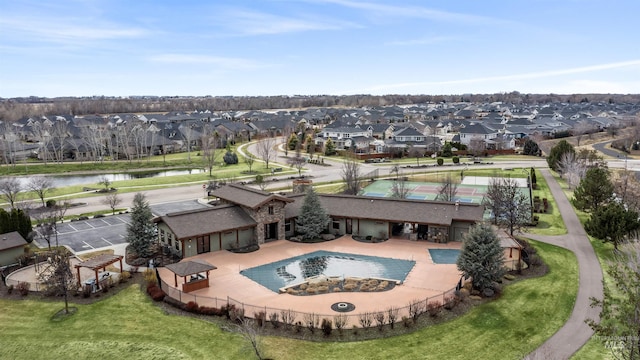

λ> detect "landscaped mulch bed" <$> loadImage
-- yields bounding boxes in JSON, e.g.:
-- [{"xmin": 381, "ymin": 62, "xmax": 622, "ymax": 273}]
[{"xmin": 284, "ymin": 277, "xmax": 396, "ymax": 296}]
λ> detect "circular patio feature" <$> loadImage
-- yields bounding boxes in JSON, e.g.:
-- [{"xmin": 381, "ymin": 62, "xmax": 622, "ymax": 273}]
[{"xmin": 331, "ymin": 302, "xmax": 355, "ymax": 312}]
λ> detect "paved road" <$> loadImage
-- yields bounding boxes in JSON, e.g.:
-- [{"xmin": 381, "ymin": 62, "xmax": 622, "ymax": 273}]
[{"xmin": 524, "ymin": 169, "xmax": 603, "ymax": 359}]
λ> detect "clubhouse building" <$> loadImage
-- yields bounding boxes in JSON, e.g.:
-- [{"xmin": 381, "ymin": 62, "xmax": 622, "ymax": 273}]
[{"xmin": 154, "ymin": 184, "xmax": 485, "ymax": 259}]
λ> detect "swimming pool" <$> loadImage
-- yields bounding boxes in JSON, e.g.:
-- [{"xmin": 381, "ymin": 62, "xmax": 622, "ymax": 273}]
[
  {"xmin": 428, "ymin": 249, "xmax": 461, "ymax": 264},
  {"xmin": 240, "ymin": 250, "xmax": 416, "ymax": 292}
]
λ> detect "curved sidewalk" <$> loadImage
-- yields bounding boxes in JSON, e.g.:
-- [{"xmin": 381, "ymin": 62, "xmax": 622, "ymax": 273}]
[{"xmin": 525, "ymin": 169, "xmax": 603, "ymax": 359}]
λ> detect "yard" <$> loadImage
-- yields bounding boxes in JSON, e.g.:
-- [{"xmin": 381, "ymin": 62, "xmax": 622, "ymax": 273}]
[{"xmin": 0, "ymin": 240, "xmax": 577, "ymax": 360}]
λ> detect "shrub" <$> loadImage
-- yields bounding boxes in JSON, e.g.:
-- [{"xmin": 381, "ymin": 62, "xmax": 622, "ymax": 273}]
[
  {"xmin": 303, "ymin": 313, "xmax": 320, "ymax": 333},
  {"xmin": 443, "ymin": 295, "xmax": 460, "ymax": 310},
  {"xmin": 143, "ymin": 269, "xmax": 157, "ymax": 285},
  {"xmin": 452, "ymin": 156, "xmax": 460, "ymax": 164},
  {"xmin": 6, "ymin": 284, "xmax": 13, "ymax": 295},
  {"xmin": 119, "ymin": 271, "xmax": 131, "ymax": 283},
  {"xmin": 427, "ymin": 301, "xmax": 441, "ymax": 317},
  {"xmin": 16, "ymin": 282, "xmax": 30, "ymax": 296},
  {"xmin": 254, "ymin": 311, "xmax": 266, "ymax": 327},
  {"xmin": 269, "ymin": 312, "xmax": 280, "ymax": 328},
  {"xmin": 321, "ymin": 318, "xmax": 332, "ymax": 336},
  {"xmin": 374, "ymin": 311, "xmax": 386, "ymax": 331},
  {"xmin": 45, "ymin": 199, "xmax": 56, "ymax": 208},
  {"xmin": 82, "ymin": 284, "xmax": 92, "ymax": 298},
  {"xmin": 351, "ymin": 325, "xmax": 358, "ymax": 336},
  {"xmin": 146, "ymin": 284, "xmax": 165, "ymax": 301},
  {"xmin": 280, "ymin": 309, "xmax": 296, "ymax": 328},
  {"xmin": 387, "ymin": 307, "xmax": 399, "ymax": 329},
  {"xmin": 437, "ymin": 157, "xmax": 444, "ymax": 166},
  {"xmin": 409, "ymin": 299, "xmax": 425, "ymax": 321},
  {"xmin": 229, "ymin": 306, "xmax": 245, "ymax": 323},
  {"xmin": 359, "ymin": 311, "xmax": 373, "ymax": 329},
  {"xmin": 185, "ymin": 301, "xmax": 199, "ymax": 313},
  {"xmin": 333, "ymin": 314, "xmax": 347, "ymax": 333},
  {"xmin": 402, "ymin": 316, "xmax": 412, "ymax": 328},
  {"xmin": 529, "ymin": 254, "xmax": 543, "ymax": 267}
]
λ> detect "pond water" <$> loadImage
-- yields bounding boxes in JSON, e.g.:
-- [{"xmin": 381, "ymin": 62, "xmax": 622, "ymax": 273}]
[
  {"xmin": 240, "ymin": 250, "xmax": 416, "ymax": 292},
  {"xmin": 20, "ymin": 168, "xmax": 206, "ymax": 188}
]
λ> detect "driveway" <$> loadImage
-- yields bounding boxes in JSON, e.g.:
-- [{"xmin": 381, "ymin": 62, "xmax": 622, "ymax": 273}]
[{"xmin": 525, "ymin": 169, "xmax": 603, "ymax": 359}]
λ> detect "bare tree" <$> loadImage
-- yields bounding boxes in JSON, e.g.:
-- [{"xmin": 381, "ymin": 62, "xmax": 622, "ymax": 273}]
[
  {"xmin": 0, "ymin": 177, "xmax": 22, "ymax": 209},
  {"xmin": 26, "ymin": 176, "xmax": 54, "ymax": 207},
  {"xmin": 408, "ymin": 145, "xmax": 425, "ymax": 165},
  {"xmin": 38, "ymin": 248, "xmax": 76, "ymax": 315},
  {"xmin": 98, "ymin": 176, "xmax": 112, "ymax": 192},
  {"xmin": 51, "ymin": 119, "xmax": 69, "ymax": 163},
  {"xmin": 572, "ymin": 121, "xmax": 594, "ymax": 147},
  {"xmin": 557, "ymin": 151, "xmax": 586, "ymax": 189},
  {"xmin": 435, "ymin": 174, "xmax": 459, "ymax": 202},
  {"xmin": 201, "ymin": 130, "xmax": 219, "ymax": 177},
  {"xmin": 102, "ymin": 192, "xmax": 122, "ymax": 215},
  {"xmin": 224, "ymin": 318, "xmax": 267, "ymax": 360},
  {"xmin": 256, "ymin": 137, "xmax": 276, "ymax": 168},
  {"xmin": 484, "ymin": 177, "xmax": 532, "ymax": 236},
  {"xmin": 179, "ymin": 122, "xmax": 196, "ymax": 162},
  {"xmin": 288, "ymin": 156, "xmax": 305, "ymax": 177},
  {"xmin": 468, "ymin": 136, "xmax": 485, "ymax": 157},
  {"xmin": 341, "ymin": 153, "xmax": 362, "ymax": 195},
  {"xmin": 244, "ymin": 154, "xmax": 256, "ymax": 174}
]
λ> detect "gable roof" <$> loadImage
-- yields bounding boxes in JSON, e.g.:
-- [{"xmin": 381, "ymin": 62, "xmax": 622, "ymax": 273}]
[
  {"xmin": 0, "ymin": 232, "xmax": 28, "ymax": 251},
  {"xmin": 285, "ymin": 194, "xmax": 484, "ymax": 226},
  {"xmin": 209, "ymin": 184, "xmax": 293, "ymax": 209},
  {"xmin": 154, "ymin": 204, "xmax": 257, "ymax": 240}
]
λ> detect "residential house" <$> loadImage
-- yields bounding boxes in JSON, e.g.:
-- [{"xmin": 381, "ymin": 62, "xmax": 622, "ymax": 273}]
[{"xmin": 0, "ymin": 232, "xmax": 28, "ymax": 267}]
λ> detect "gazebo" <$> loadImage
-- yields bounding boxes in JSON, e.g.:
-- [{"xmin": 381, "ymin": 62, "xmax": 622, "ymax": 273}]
[
  {"xmin": 165, "ymin": 259, "xmax": 217, "ymax": 293},
  {"xmin": 74, "ymin": 254, "xmax": 124, "ymax": 290}
]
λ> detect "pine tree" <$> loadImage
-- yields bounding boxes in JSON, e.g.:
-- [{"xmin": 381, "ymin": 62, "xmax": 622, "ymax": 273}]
[
  {"xmin": 456, "ymin": 223, "xmax": 506, "ymax": 292},
  {"xmin": 585, "ymin": 202, "xmax": 640, "ymax": 250},
  {"xmin": 295, "ymin": 188, "xmax": 329, "ymax": 241},
  {"xmin": 324, "ymin": 138, "xmax": 336, "ymax": 156},
  {"xmin": 126, "ymin": 193, "xmax": 156, "ymax": 258},
  {"xmin": 547, "ymin": 140, "xmax": 575, "ymax": 172},
  {"xmin": 573, "ymin": 166, "xmax": 614, "ymax": 212},
  {"xmin": 287, "ymin": 133, "xmax": 299, "ymax": 151}
]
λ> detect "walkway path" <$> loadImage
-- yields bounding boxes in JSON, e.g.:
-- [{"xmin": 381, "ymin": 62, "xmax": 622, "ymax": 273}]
[{"xmin": 525, "ymin": 169, "xmax": 603, "ymax": 359}]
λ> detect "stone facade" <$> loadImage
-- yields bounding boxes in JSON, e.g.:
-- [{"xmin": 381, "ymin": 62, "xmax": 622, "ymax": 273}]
[{"xmin": 241, "ymin": 200, "xmax": 288, "ymax": 244}]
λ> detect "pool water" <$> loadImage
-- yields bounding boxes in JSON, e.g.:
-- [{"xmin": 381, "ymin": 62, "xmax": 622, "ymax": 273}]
[
  {"xmin": 429, "ymin": 249, "xmax": 461, "ymax": 264},
  {"xmin": 240, "ymin": 250, "xmax": 416, "ymax": 292}
]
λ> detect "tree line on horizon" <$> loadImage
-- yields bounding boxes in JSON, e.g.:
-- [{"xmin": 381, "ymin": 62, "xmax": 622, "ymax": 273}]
[{"xmin": 1, "ymin": 92, "xmax": 639, "ymax": 122}]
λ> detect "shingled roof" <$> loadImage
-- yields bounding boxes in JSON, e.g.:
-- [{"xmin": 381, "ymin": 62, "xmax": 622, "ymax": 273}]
[
  {"xmin": 0, "ymin": 232, "xmax": 28, "ymax": 251},
  {"xmin": 154, "ymin": 204, "xmax": 257, "ymax": 240},
  {"xmin": 209, "ymin": 184, "xmax": 293, "ymax": 209},
  {"xmin": 285, "ymin": 194, "xmax": 484, "ymax": 226}
]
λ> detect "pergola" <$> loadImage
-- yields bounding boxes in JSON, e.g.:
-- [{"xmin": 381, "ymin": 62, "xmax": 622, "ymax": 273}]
[
  {"xmin": 74, "ymin": 254, "xmax": 124, "ymax": 290},
  {"xmin": 165, "ymin": 259, "xmax": 217, "ymax": 293}
]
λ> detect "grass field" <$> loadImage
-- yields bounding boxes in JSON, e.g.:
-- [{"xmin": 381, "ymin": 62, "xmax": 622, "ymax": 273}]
[{"xmin": 0, "ymin": 240, "xmax": 577, "ymax": 360}]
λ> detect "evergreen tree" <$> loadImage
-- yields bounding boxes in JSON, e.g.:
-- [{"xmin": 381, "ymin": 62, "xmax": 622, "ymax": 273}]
[
  {"xmin": 547, "ymin": 140, "xmax": 575, "ymax": 172},
  {"xmin": 0, "ymin": 208, "xmax": 33, "ymax": 241},
  {"xmin": 126, "ymin": 193, "xmax": 156, "ymax": 258},
  {"xmin": 573, "ymin": 166, "xmax": 614, "ymax": 212},
  {"xmin": 522, "ymin": 139, "xmax": 540, "ymax": 156},
  {"xmin": 585, "ymin": 202, "xmax": 640, "ymax": 250},
  {"xmin": 530, "ymin": 167, "xmax": 537, "ymax": 187},
  {"xmin": 287, "ymin": 133, "xmax": 299, "ymax": 151},
  {"xmin": 295, "ymin": 188, "xmax": 329, "ymax": 241},
  {"xmin": 324, "ymin": 138, "xmax": 336, "ymax": 156},
  {"xmin": 456, "ymin": 223, "xmax": 506, "ymax": 292},
  {"xmin": 587, "ymin": 242, "xmax": 640, "ymax": 359}
]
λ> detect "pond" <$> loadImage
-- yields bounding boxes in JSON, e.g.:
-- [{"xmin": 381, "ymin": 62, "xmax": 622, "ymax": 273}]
[{"xmin": 19, "ymin": 168, "xmax": 206, "ymax": 188}]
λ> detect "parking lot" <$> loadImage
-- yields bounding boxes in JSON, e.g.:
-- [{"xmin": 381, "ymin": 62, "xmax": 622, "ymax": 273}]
[{"xmin": 37, "ymin": 200, "xmax": 210, "ymax": 254}]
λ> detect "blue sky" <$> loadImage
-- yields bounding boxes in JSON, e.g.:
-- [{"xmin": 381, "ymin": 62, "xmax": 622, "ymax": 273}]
[{"xmin": 1, "ymin": 0, "xmax": 639, "ymax": 97}]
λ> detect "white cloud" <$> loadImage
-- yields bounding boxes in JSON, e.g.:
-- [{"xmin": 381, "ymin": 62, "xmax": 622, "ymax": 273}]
[
  {"xmin": 0, "ymin": 16, "xmax": 150, "ymax": 43},
  {"xmin": 148, "ymin": 54, "xmax": 265, "ymax": 70},
  {"xmin": 363, "ymin": 60, "xmax": 640, "ymax": 92},
  {"xmin": 219, "ymin": 9, "xmax": 360, "ymax": 36},
  {"xmin": 312, "ymin": 0, "xmax": 506, "ymax": 25}
]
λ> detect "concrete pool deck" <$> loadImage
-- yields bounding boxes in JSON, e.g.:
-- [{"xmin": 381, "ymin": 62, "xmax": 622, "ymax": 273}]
[{"xmin": 157, "ymin": 236, "xmax": 463, "ymax": 322}]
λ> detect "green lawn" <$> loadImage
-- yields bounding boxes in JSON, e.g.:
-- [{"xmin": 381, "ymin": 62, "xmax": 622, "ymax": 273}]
[{"xmin": 0, "ymin": 240, "xmax": 577, "ymax": 360}]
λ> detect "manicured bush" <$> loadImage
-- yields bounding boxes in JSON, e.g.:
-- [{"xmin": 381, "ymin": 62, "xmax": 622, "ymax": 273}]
[
  {"xmin": 6, "ymin": 284, "xmax": 13, "ymax": 295},
  {"xmin": 269, "ymin": 312, "xmax": 280, "ymax": 328},
  {"xmin": 437, "ymin": 157, "xmax": 444, "ymax": 166},
  {"xmin": 45, "ymin": 199, "xmax": 56, "ymax": 208},
  {"xmin": 185, "ymin": 301, "xmax": 199, "ymax": 313},
  {"xmin": 143, "ymin": 269, "xmax": 156, "ymax": 285},
  {"xmin": 402, "ymin": 316, "xmax": 412, "ymax": 328},
  {"xmin": 146, "ymin": 283, "xmax": 165, "ymax": 301},
  {"xmin": 443, "ymin": 295, "xmax": 460, "ymax": 310},
  {"xmin": 452, "ymin": 156, "xmax": 460, "ymax": 164},
  {"xmin": 119, "ymin": 271, "xmax": 131, "ymax": 283}
]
